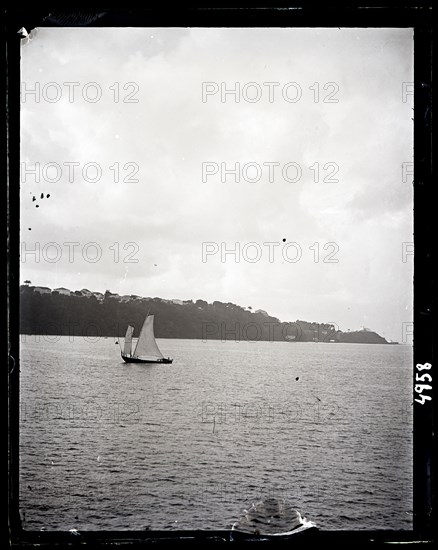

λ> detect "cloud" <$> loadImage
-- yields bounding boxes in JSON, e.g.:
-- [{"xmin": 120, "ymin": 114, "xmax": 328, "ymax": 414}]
[{"xmin": 20, "ymin": 28, "xmax": 413, "ymax": 341}]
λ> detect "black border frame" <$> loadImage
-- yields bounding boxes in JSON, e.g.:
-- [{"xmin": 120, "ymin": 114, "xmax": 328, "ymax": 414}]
[{"xmin": 6, "ymin": 6, "xmax": 434, "ymax": 547}]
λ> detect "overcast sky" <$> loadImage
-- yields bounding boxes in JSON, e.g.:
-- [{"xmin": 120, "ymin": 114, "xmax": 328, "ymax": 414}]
[{"xmin": 20, "ymin": 27, "xmax": 413, "ymax": 341}]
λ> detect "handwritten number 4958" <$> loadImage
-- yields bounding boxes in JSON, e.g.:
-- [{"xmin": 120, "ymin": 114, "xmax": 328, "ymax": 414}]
[{"xmin": 414, "ymin": 363, "xmax": 432, "ymax": 405}]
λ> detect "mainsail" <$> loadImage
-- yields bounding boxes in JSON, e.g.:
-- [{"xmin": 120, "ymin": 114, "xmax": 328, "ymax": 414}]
[
  {"xmin": 133, "ymin": 315, "xmax": 164, "ymax": 359},
  {"xmin": 123, "ymin": 325, "xmax": 134, "ymax": 356}
]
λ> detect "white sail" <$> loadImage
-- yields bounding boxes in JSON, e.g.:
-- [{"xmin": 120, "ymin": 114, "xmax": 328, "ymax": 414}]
[
  {"xmin": 123, "ymin": 325, "xmax": 134, "ymax": 356},
  {"xmin": 133, "ymin": 315, "xmax": 164, "ymax": 359}
]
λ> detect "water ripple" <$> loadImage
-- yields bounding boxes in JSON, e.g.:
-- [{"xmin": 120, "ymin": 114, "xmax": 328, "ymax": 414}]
[{"xmin": 20, "ymin": 338, "xmax": 413, "ymax": 531}]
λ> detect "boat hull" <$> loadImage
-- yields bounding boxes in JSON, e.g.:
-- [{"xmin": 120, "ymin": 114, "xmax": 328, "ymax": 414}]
[{"xmin": 121, "ymin": 353, "xmax": 173, "ymax": 364}]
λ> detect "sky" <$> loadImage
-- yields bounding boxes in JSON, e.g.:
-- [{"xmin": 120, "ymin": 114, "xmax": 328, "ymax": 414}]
[{"xmin": 20, "ymin": 27, "xmax": 414, "ymax": 342}]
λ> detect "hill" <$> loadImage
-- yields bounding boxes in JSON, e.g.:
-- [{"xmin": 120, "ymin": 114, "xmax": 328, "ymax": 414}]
[{"xmin": 19, "ymin": 285, "xmax": 393, "ymax": 344}]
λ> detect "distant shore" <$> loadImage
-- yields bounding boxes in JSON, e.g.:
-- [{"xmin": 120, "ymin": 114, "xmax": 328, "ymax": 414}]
[{"xmin": 19, "ymin": 285, "xmax": 396, "ymax": 345}]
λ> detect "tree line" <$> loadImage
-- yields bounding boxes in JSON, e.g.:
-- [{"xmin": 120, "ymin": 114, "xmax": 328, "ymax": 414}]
[{"xmin": 19, "ymin": 286, "xmax": 389, "ymax": 344}]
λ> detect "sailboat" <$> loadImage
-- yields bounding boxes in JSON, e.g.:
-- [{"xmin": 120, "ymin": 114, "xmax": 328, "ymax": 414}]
[{"xmin": 121, "ymin": 314, "xmax": 173, "ymax": 364}]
